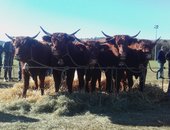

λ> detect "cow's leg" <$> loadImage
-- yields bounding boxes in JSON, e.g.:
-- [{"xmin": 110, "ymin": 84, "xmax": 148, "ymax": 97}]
[
  {"xmin": 127, "ymin": 72, "xmax": 133, "ymax": 91},
  {"xmin": 119, "ymin": 71, "xmax": 127, "ymax": 92},
  {"xmin": 22, "ymin": 71, "xmax": 30, "ymax": 98},
  {"xmin": 139, "ymin": 71, "xmax": 146, "ymax": 92},
  {"xmin": 114, "ymin": 72, "xmax": 121, "ymax": 94},
  {"xmin": 66, "ymin": 69, "xmax": 75, "ymax": 94},
  {"xmin": 85, "ymin": 69, "xmax": 91, "ymax": 93},
  {"xmin": 91, "ymin": 69, "xmax": 101, "ymax": 93},
  {"xmin": 32, "ymin": 74, "xmax": 38, "ymax": 90},
  {"xmin": 139, "ymin": 76, "xmax": 144, "ymax": 92},
  {"xmin": 105, "ymin": 69, "xmax": 112, "ymax": 93},
  {"xmin": 77, "ymin": 69, "xmax": 85, "ymax": 91},
  {"xmin": 97, "ymin": 70, "xmax": 102, "ymax": 92},
  {"xmin": 39, "ymin": 71, "xmax": 46, "ymax": 95},
  {"xmin": 53, "ymin": 70, "xmax": 62, "ymax": 93},
  {"xmin": 91, "ymin": 75, "xmax": 97, "ymax": 93}
]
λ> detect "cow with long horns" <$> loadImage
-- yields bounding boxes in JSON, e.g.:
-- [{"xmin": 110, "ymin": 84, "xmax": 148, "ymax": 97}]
[
  {"xmin": 76, "ymin": 39, "xmax": 121, "ymax": 93},
  {"xmin": 5, "ymin": 32, "xmax": 51, "ymax": 97},
  {"xmin": 124, "ymin": 38, "xmax": 161, "ymax": 91},
  {"xmin": 101, "ymin": 31, "xmax": 141, "ymax": 93},
  {"xmin": 79, "ymin": 40, "xmax": 102, "ymax": 93},
  {"xmin": 40, "ymin": 26, "xmax": 89, "ymax": 93},
  {"xmin": 102, "ymin": 31, "xmax": 160, "ymax": 92}
]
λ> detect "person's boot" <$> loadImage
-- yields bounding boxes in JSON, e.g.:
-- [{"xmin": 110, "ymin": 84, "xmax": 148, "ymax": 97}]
[
  {"xmin": 156, "ymin": 71, "xmax": 159, "ymax": 79},
  {"xmin": 4, "ymin": 69, "xmax": 8, "ymax": 82},
  {"xmin": 8, "ymin": 69, "xmax": 12, "ymax": 81},
  {"xmin": 0, "ymin": 68, "xmax": 1, "ymax": 77}
]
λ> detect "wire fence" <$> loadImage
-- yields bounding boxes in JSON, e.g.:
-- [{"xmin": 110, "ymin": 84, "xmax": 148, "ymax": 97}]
[
  {"xmin": 0, "ymin": 64, "xmax": 169, "ymax": 79},
  {"xmin": 0, "ymin": 63, "xmax": 169, "ymax": 93}
]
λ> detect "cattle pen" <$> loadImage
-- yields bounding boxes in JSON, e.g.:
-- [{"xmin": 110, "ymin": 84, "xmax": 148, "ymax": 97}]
[
  {"xmin": 0, "ymin": 60, "xmax": 170, "ymax": 130},
  {"xmin": 0, "ymin": 60, "xmax": 169, "ymax": 92}
]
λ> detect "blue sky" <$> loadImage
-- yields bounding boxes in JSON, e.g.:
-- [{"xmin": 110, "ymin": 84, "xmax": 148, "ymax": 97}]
[{"xmin": 0, "ymin": 0, "xmax": 170, "ymax": 41}]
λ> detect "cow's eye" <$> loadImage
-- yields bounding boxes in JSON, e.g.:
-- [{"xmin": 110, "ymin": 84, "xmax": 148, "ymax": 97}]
[{"xmin": 16, "ymin": 44, "xmax": 20, "ymax": 48}]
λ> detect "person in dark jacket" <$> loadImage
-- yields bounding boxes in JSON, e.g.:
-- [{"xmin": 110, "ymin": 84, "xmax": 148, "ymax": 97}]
[
  {"xmin": 18, "ymin": 61, "xmax": 22, "ymax": 81},
  {"xmin": 0, "ymin": 44, "xmax": 3, "ymax": 75},
  {"xmin": 166, "ymin": 51, "xmax": 170, "ymax": 95},
  {"xmin": 2, "ymin": 41, "xmax": 15, "ymax": 82},
  {"xmin": 157, "ymin": 46, "xmax": 166, "ymax": 79}
]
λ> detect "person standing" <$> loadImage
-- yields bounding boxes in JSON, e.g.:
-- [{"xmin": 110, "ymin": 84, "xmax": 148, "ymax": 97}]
[
  {"xmin": 2, "ymin": 41, "xmax": 15, "ymax": 82},
  {"xmin": 157, "ymin": 46, "xmax": 166, "ymax": 79},
  {"xmin": 0, "ymin": 42, "xmax": 3, "ymax": 75},
  {"xmin": 18, "ymin": 61, "xmax": 22, "ymax": 81},
  {"xmin": 166, "ymin": 51, "xmax": 170, "ymax": 95}
]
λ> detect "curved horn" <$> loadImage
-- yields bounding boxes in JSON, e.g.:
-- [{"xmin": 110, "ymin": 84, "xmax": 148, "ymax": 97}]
[
  {"xmin": 74, "ymin": 37, "xmax": 84, "ymax": 43},
  {"xmin": 71, "ymin": 35, "xmax": 85, "ymax": 44},
  {"xmin": 71, "ymin": 29, "xmax": 80, "ymax": 35},
  {"xmin": 132, "ymin": 31, "xmax": 141, "ymax": 38},
  {"xmin": 100, "ymin": 43, "xmax": 108, "ymax": 45},
  {"xmin": 32, "ymin": 32, "xmax": 40, "ymax": 39},
  {"xmin": 155, "ymin": 36, "xmax": 161, "ymax": 43},
  {"xmin": 101, "ymin": 31, "xmax": 112, "ymax": 38},
  {"xmin": 5, "ymin": 33, "xmax": 15, "ymax": 41},
  {"xmin": 40, "ymin": 26, "xmax": 52, "ymax": 36},
  {"xmin": 99, "ymin": 41, "xmax": 108, "ymax": 44}
]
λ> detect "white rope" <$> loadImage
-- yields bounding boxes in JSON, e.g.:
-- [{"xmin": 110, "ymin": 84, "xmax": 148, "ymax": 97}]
[{"xmin": 148, "ymin": 61, "xmax": 159, "ymax": 73}]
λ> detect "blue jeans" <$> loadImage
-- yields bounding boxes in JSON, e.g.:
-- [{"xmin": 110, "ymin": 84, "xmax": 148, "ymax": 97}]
[
  {"xmin": 18, "ymin": 62, "xmax": 22, "ymax": 80},
  {"xmin": 3, "ymin": 52, "xmax": 14, "ymax": 80},
  {"xmin": 157, "ymin": 62, "xmax": 164, "ymax": 78}
]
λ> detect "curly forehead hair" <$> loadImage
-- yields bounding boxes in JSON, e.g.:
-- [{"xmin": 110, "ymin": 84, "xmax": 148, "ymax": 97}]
[
  {"xmin": 13, "ymin": 37, "xmax": 24, "ymax": 45},
  {"xmin": 51, "ymin": 33, "xmax": 65, "ymax": 40},
  {"xmin": 42, "ymin": 35, "xmax": 51, "ymax": 42},
  {"xmin": 51, "ymin": 33, "xmax": 75, "ymax": 43}
]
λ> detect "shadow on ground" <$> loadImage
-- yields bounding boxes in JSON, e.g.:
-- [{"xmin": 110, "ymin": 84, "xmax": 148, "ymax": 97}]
[
  {"xmin": 1, "ymin": 82, "xmax": 170, "ymax": 127},
  {"xmin": 44, "ymin": 86, "xmax": 170, "ymax": 127},
  {"xmin": 0, "ymin": 112, "xmax": 39, "ymax": 123},
  {"xmin": 0, "ymin": 78, "xmax": 19, "ymax": 88},
  {"xmin": 107, "ymin": 107, "xmax": 170, "ymax": 127}
]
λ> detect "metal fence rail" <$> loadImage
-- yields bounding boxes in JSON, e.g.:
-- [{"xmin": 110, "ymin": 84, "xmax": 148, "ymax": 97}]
[
  {"xmin": 0, "ymin": 64, "xmax": 169, "ymax": 93},
  {"xmin": 0, "ymin": 64, "xmax": 169, "ymax": 79}
]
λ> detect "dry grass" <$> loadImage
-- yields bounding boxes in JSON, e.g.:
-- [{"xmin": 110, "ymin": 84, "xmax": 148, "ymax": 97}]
[{"xmin": 0, "ymin": 75, "xmax": 169, "ymax": 114}]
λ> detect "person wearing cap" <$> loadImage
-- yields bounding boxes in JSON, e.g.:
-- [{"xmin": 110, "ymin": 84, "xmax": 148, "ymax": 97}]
[{"xmin": 157, "ymin": 46, "xmax": 166, "ymax": 79}]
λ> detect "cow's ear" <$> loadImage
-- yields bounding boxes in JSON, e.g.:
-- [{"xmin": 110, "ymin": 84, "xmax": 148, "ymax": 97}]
[
  {"xmin": 106, "ymin": 38, "xmax": 116, "ymax": 45},
  {"xmin": 42, "ymin": 35, "xmax": 51, "ymax": 43}
]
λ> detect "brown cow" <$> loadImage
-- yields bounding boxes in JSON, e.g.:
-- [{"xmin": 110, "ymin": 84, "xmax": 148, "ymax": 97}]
[
  {"xmin": 127, "ymin": 38, "xmax": 161, "ymax": 91},
  {"xmin": 105, "ymin": 35, "xmax": 160, "ymax": 92},
  {"xmin": 40, "ymin": 26, "xmax": 89, "ymax": 93},
  {"xmin": 101, "ymin": 31, "xmax": 141, "ymax": 93},
  {"xmin": 6, "ymin": 33, "xmax": 51, "ymax": 97}
]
